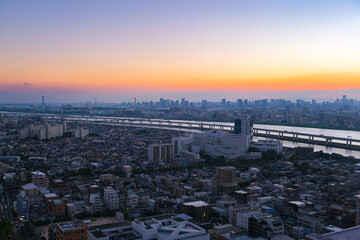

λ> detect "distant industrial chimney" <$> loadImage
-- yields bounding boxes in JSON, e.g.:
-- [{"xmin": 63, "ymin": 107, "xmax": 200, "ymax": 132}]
[{"xmin": 42, "ymin": 96, "xmax": 45, "ymax": 112}]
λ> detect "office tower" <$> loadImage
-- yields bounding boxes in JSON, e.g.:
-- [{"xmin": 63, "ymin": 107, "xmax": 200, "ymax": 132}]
[
  {"xmin": 244, "ymin": 99, "xmax": 248, "ymax": 105},
  {"xmin": 236, "ymin": 99, "xmax": 243, "ymax": 107},
  {"xmin": 221, "ymin": 98, "xmax": 226, "ymax": 107},
  {"xmin": 181, "ymin": 98, "xmax": 186, "ymax": 107},
  {"xmin": 159, "ymin": 98, "xmax": 165, "ymax": 108},
  {"xmin": 234, "ymin": 118, "xmax": 251, "ymax": 135},
  {"xmin": 42, "ymin": 96, "xmax": 45, "ymax": 112},
  {"xmin": 201, "ymin": 100, "xmax": 207, "ymax": 108}
]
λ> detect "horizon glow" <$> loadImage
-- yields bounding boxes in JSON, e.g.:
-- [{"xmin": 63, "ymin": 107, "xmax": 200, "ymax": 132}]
[{"xmin": 1, "ymin": 0, "xmax": 360, "ymax": 102}]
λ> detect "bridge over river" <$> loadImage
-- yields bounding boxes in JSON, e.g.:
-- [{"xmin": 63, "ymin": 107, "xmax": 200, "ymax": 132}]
[{"xmin": 2, "ymin": 111, "xmax": 360, "ymax": 151}]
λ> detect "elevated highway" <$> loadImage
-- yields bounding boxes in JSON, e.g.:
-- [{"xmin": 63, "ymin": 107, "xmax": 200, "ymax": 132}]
[{"xmin": 2, "ymin": 111, "xmax": 360, "ymax": 151}]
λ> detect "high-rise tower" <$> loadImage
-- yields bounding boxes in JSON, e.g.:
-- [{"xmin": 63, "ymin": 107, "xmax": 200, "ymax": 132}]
[{"xmin": 234, "ymin": 118, "xmax": 251, "ymax": 135}]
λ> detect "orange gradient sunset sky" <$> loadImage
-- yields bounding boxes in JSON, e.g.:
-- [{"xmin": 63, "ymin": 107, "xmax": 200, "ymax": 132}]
[{"xmin": 1, "ymin": 0, "xmax": 360, "ymax": 102}]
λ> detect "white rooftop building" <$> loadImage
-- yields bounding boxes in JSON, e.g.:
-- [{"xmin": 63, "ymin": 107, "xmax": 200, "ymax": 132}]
[
  {"xmin": 132, "ymin": 214, "xmax": 209, "ymax": 240},
  {"xmin": 172, "ymin": 131, "xmax": 250, "ymax": 160},
  {"xmin": 251, "ymin": 140, "xmax": 283, "ymax": 154},
  {"xmin": 182, "ymin": 201, "xmax": 209, "ymax": 208}
]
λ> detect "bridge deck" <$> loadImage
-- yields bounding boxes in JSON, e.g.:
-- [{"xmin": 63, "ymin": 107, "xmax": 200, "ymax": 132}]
[
  {"xmin": 1, "ymin": 111, "xmax": 359, "ymax": 148},
  {"xmin": 254, "ymin": 128, "xmax": 360, "ymax": 143}
]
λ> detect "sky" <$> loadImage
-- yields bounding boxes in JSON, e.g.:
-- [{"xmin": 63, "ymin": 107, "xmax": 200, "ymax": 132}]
[{"xmin": 1, "ymin": 0, "xmax": 360, "ymax": 103}]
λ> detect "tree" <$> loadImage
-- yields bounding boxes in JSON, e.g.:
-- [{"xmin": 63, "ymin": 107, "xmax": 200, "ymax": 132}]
[
  {"xmin": 248, "ymin": 147, "xmax": 260, "ymax": 153},
  {"xmin": 296, "ymin": 162, "xmax": 311, "ymax": 174},
  {"xmin": 124, "ymin": 212, "xmax": 132, "ymax": 221},
  {"xmin": 79, "ymin": 168, "xmax": 94, "ymax": 177},
  {"xmin": 0, "ymin": 220, "xmax": 15, "ymax": 240},
  {"xmin": 261, "ymin": 150, "xmax": 279, "ymax": 161}
]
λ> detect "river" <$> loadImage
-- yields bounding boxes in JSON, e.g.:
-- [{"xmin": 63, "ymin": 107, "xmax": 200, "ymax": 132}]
[
  {"xmin": 3, "ymin": 111, "xmax": 360, "ymax": 158},
  {"xmin": 253, "ymin": 124, "xmax": 360, "ymax": 158}
]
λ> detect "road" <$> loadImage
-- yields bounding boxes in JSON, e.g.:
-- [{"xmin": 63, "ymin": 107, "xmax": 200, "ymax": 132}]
[{"xmin": 0, "ymin": 189, "xmax": 14, "ymax": 222}]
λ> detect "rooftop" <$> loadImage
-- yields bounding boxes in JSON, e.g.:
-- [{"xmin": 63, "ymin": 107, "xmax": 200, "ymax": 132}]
[
  {"xmin": 289, "ymin": 201, "xmax": 306, "ymax": 207},
  {"xmin": 182, "ymin": 200, "xmax": 209, "ymax": 207},
  {"xmin": 52, "ymin": 199, "xmax": 64, "ymax": 204},
  {"xmin": 57, "ymin": 220, "xmax": 86, "ymax": 231},
  {"xmin": 22, "ymin": 183, "xmax": 38, "ymax": 190},
  {"xmin": 88, "ymin": 221, "xmax": 131, "ymax": 231},
  {"xmin": 306, "ymin": 225, "xmax": 360, "ymax": 240},
  {"xmin": 157, "ymin": 221, "xmax": 208, "ymax": 239},
  {"xmin": 31, "ymin": 170, "xmax": 46, "ymax": 176},
  {"xmin": 44, "ymin": 193, "xmax": 58, "ymax": 198}
]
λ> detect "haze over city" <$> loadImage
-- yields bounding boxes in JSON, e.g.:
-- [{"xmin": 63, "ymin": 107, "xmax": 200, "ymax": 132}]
[{"xmin": 1, "ymin": 0, "xmax": 360, "ymax": 102}]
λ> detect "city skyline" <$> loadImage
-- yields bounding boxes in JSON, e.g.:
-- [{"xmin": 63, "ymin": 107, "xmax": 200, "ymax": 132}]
[
  {"xmin": 1, "ymin": 0, "xmax": 360, "ymax": 102},
  {"xmin": 2, "ymin": 87, "xmax": 360, "ymax": 104}
]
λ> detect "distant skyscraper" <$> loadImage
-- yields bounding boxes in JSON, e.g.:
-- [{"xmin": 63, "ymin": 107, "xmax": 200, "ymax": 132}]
[
  {"xmin": 181, "ymin": 98, "xmax": 186, "ymax": 107},
  {"xmin": 236, "ymin": 99, "xmax": 243, "ymax": 107},
  {"xmin": 42, "ymin": 96, "xmax": 45, "ymax": 112},
  {"xmin": 201, "ymin": 100, "xmax": 207, "ymax": 108},
  {"xmin": 234, "ymin": 118, "xmax": 251, "ymax": 135},
  {"xmin": 343, "ymin": 95, "xmax": 347, "ymax": 103},
  {"xmin": 221, "ymin": 98, "xmax": 226, "ymax": 107}
]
